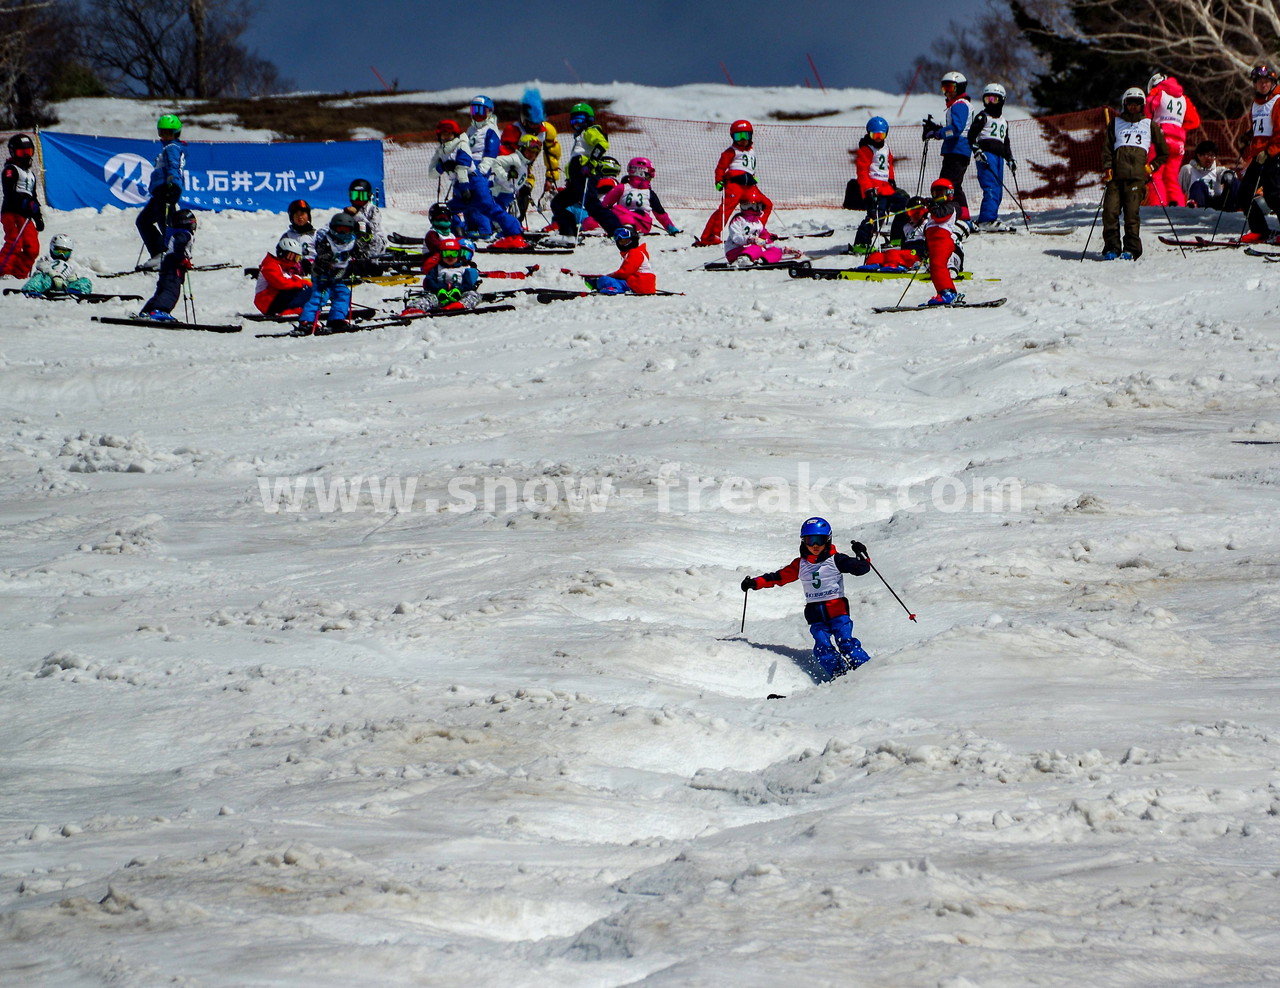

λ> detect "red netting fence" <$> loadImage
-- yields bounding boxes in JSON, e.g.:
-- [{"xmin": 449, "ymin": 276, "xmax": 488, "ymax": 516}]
[{"xmin": 384, "ymin": 109, "xmax": 1254, "ymax": 216}]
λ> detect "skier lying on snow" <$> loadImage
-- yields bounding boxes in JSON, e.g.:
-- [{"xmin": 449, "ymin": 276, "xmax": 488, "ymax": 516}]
[
  {"xmin": 723, "ymin": 188, "xmax": 804, "ymax": 267},
  {"xmin": 740, "ymin": 517, "xmax": 872, "ymax": 678},
  {"xmin": 580, "ymin": 225, "xmax": 656, "ymax": 294}
]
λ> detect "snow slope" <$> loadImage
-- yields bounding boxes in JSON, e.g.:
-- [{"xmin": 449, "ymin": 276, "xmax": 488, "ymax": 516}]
[{"xmin": 2, "ymin": 86, "xmax": 1280, "ymax": 987}]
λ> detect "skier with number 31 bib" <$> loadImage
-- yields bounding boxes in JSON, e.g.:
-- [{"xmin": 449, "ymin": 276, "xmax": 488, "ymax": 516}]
[{"xmin": 740, "ymin": 518, "xmax": 872, "ymax": 679}]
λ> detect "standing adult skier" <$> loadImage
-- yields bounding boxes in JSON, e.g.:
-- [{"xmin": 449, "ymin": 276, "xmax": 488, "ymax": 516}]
[
  {"xmin": 695, "ymin": 120, "xmax": 772, "ymax": 246},
  {"xmin": 1100, "ymin": 87, "xmax": 1169, "ymax": 259},
  {"xmin": 967, "ymin": 83, "xmax": 1018, "ymax": 231},
  {"xmin": 1144, "ymin": 73, "xmax": 1200, "ymax": 207},
  {"xmin": 923, "ymin": 71, "xmax": 973, "ymax": 220},
  {"xmin": 740, "ymin": 517, "xmax": 873, "ymax": 678},
  {"xmin": 1, "ymin": 133, "xmax": 43, "ymax": 278},
  {"xmin": 1240, "ymin": 64, "xmax": 1280, "ymax": 244},
  {"xmin": 137, "ymin": 114, "xmax": 186, "ymax": 271}
]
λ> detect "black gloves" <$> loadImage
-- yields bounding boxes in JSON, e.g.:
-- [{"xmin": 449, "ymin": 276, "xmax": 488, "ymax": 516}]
[
  {"xmin": 850, "ymin": 540, "xmax": 868, "ymax": 558},
  {"xmin": 864, "ymin": 189, "xmax": 879, "ymax": 211},
  {"xmin": 1006, "ymin": 158, "xmax": 1017, "ymax": 173},
  {"xmin": 740, "ymin": 576, "xmax": 756, "ymax": 592},
  {"xmin": 158, "ymin": 182, "xmax": 182, "ymax": 204}
]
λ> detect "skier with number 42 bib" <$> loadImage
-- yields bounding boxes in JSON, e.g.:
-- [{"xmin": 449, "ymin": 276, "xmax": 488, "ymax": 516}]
[{"xmin": 740, "ymin": 517, "xmax": 872, "ymax": 678}]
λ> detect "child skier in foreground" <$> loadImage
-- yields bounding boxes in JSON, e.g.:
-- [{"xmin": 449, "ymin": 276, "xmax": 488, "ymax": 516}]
[
  {"xmin": 740, "ymin": 517, "xmax": 872, "ymax": 678},
  {"xmin": 723, "ymin": 188, "xmax": 802, "ymax": 266}
]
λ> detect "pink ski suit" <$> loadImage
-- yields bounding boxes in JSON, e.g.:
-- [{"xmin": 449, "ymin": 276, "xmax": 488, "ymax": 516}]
[{"xmin": 1145, "ymin": 77, "xmax": 1200, "ymax": 206}]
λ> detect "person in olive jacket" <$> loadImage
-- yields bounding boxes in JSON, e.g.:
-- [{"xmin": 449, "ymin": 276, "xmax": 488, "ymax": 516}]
[{"xmin": 1099, "ymin": 86, "xmax": 1170, "ymax": 260}]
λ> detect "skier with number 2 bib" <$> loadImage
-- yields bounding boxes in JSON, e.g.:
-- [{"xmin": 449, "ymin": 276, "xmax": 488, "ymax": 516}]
[{"xmin": 740, "ymin": 517, "xmax": 872, "ymax": 679}]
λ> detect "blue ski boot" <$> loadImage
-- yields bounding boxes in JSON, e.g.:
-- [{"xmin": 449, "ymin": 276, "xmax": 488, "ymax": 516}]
[
  {"xmin": 813, "ymin": 642, "xmax": 848, "ymax": 678},
  {"xmin": 837, "ymin": 637, "xmax": 871, "ymax": 671}
]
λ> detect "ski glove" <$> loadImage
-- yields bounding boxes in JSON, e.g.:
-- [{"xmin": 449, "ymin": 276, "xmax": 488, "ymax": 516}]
[
  {"xmin": 1006, "ymin": 157, "xmax": 1017, "ymax": 173},
  {"xmin": 849, "ymin": 540, "xmax": 868, "ymax": 558},
  {"xmin": 740, "ymin": 576, "xmax": 757, "ymax": 592},
  {"xmin": 715, "ymin": 181, "xmax": 724, "ymax": 192},
  {"xmin": 34, "ymin": 213, "xmax": 45, "ymax": 232},
  {"xmin": 973, "ymin": 148, "xmax": 987, "ymax": 164},
  {"xmin": 666, "ymin": 225, "xmax": 681, "ymax": 235},
  {"xmin": 158, "ymin": 182, "xmax": 182, "ymax": 204},
  {"xmin": 1102, "ymin": 168, "xmax": 1113, "ymax": 184}
]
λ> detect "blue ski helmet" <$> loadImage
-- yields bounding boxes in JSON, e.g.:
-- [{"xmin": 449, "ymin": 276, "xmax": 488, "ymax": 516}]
[
  {"xmin": 470, "ymin": 95, "xmax": 494, "ymax": 117},
  {"xmin": 800, "ymin": 517, "xmax": 832, "ymax": 539},
  {"xmin": 866, "ymin": 116, "xmax": 889, "ymax": 135}
]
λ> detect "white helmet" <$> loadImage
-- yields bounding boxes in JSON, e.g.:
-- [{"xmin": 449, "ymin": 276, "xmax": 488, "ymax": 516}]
[
  {"xmin": 982, "ymin": 83, "xmax": 1007, "ymax": 100},
  {"xmin": 1122, "ymin": 86, "xmax": 1146, "ymax": 103},
  {"xmin": 50, "ymin": 233, "xmax": 74, "ymax": 255},
  {"xmin": 1148, "ymin": 73, "xmax": 1167, "ymax": 92},
  {"xmin": 941, "ymin": 71, "xmax": 967, "ymax": 90},
  {"xmin": 276, "ymin": 235, "xmax": 304, "ymax": 256}
]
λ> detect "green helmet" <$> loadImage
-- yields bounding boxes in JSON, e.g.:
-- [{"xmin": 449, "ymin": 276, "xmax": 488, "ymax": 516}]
[
  {"xmin": 157, "ymin": 113, "xmax": 182, "ymax": 133},
  {"xmin": 570, "ymin": 102, "xmax": 594, "ymax": 118}
]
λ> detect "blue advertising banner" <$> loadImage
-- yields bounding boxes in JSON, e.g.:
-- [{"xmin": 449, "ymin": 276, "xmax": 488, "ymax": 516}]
[{"xmin": 39, "ymin": 132, "xmax": 384, "ymax": 212}]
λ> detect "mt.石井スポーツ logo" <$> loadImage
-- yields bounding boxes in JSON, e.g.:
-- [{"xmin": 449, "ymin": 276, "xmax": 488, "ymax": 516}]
[{"xmin": 103, "ymin": 152, "xmax": 152, "ymax": 205}]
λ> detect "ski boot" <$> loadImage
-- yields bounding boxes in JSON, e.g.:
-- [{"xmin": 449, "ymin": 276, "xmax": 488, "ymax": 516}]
[
  {"xmin": 923, "ymin": 289, "xmax": 961, "ymax": 306},
  {"xmin": 837, "ymin": 637, "xmax": 871, "ymax": 671},
  {"xmin": 813, "ymin": 642, "xmax": 848, "ymax": 678},
  {"xmin": 140, "ymin": 309, "xmax": 177, "ymax": 322}
]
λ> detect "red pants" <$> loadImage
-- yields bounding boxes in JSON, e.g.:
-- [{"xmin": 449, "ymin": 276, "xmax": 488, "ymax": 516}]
[
  {"xmin": 865, "ymin": 247, "xmax": 921, "ymax": 269},
  {"xmin": 699, "ymin": 181, "xmax": 773, "ymax": 243},
  {"xmin": 1, "ymin": 213, "xmax": 39, "ymax": 278},
  {"xmin": 1147, "ymin": 136, "xmax": 1186, "ymax": 207},
  {"xmin": 925, "ymin": 226, "xmax": 956, "ymax": 293}
]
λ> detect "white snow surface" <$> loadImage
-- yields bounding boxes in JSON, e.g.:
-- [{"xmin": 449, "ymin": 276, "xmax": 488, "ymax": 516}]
[{"xmin": 3, "ymin": 86, "xmax": 1280, "ymax": 987}]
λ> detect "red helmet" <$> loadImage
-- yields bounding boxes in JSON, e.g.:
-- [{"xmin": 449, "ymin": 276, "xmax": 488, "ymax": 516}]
[
  {"xmin": 930, "ymin": 178, "xmax": 955, "ymax": 199},
  {"xmin": 436, "ymin": 119, "xmax": 462, "ymax": 139},
  {"xmin": 739, "ymin": 187, "xmax": 767, "ymax": 213},
  {"xmin": 731, "ymin": 119, "xmax": 753, "ymax": 143}
]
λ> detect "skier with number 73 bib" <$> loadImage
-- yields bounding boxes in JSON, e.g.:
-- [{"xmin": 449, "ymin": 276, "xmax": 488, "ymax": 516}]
[{"xmin": 739, "ymin": 517, "xmax": 873, "ymax": 678}]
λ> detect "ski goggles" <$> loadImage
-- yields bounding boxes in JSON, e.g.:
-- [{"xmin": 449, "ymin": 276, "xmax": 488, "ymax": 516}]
[
  {"xmin": 732, "ymin": 131, "xmax": 752, "ymax": 143},
  {"xmin": 51, "ymin": 247, "xmax": 72, "ymax": 260},
  {"xmin": 440, "ymin": 249, "xmax": 463, "ymax": 262},
  {"xmin": 349, "ymin": 188, "xmax": 372, "ymax": 203},
  {"xmin": 868, "ymin": 131, "xmax": 887, "ymax": 141},
  {"xmin": 983, "ymin": 94, "xmax": 1003, "ymax": 105},
  {"xmin": 470, "ymin": 104, "xmax": 489, "ymax": 117},
  {"xmin": 940, "ymin": 81, "xmax": 957, "ymax": 93},
  {"xmin": 802, "ymin": 534, "xmax": 829, "ymax": 547},
  {"xmin": 569, "ymin": 114, "xmax": 590, "ymax": 128}
]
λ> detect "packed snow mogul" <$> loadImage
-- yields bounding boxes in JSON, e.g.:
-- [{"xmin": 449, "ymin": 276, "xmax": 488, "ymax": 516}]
[
  {"xmin": 740, "ymin": 517, "xmax": 872, "ymax": 678},
  {"xmin": 548, "ymin": 102, "xmax": 618, "ymax": 240},
  {"xmin": 280, "ymin": 198, "xmax": 317, "ymax": 272},
  {"xmin": 422, "ymin": 237, "xmax": 481, "ymax": 311},
  {"xmin": 1144, "ymin": 72, "xmax": 1200, "ymax": 208},
  {"xmin": 345, "ymin": 178, "xmax": 387, "ymax": 263},
  {"xmin": 254, "ymin": 235, "xmax": 312, "ymax": 316},
  {"xmin": 600, "ymin": 157, "xmax": 680, "ymax": 236},
  {"xmin": 696, "ymin": 119, "xmax": 772, "ymax": 246},
  {"xmin": 582, "ymin": 225, "xmax": 656, "ymax": 295},
  {"xmin": 297, "ymin": 212, "xmax": 358, "ymax": 333},
  {"xmin": 20, "ymin": 234, "xmax": 92, "ymax": 298},
  {"xmin": 723, "ymin": 187, "xmax": 800, "ymax": 267},
  {"xmin": 855, "ymin": 195, "xmax": 930, "ymax": 272},
  {"xmin": 846, "ymin": 116, "xmax": 908, "ymax": 246},
  {"xmin": 966, "ymin": 84, "xmax": 1018, "ymax": 231},
  {"xmin": 2, "ymin": 133, "xmax": 43, "ymax": 278},
  {"xmin": 1240, "ymin": 64, "xmax": 1280, "ymax": 245},
  {"xmin": 498, "ymin": 88, "xmax": 562, "ymax": 223},
  {"xmin": 138, "ymin": 208, "xmax": 197, "ymax": 322},
  {"xmin": 919, "ymin": 178, "xmax": 971, "ymax": 304},
  {"xmin": 137, "ymin": 114, "xmax": 186, "ymax": 271},
  {"xmin": 923, "ymin": 71, "xmax": 973, "ymax": 219},
  {"xmin": 1100, "ymin": 87, "xmax": 1169, "ymax": 260}
]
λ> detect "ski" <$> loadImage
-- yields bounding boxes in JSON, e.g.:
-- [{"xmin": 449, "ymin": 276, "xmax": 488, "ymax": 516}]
[
  {"xmin": 1158, "ymin": 235, "xmax": 1242, "ymax": 248},
  {"xmin": 256, "ymin": 304, "xmax": 516, "ymax": 336},
  {"xmin": 1243, "ymin": 246, "xmax": 1280, "ymax": 259},
  {"xmin": 91, "ymin": 315, "xmax": 242, "ymax": 332},
  {"xmin": 477, "ymin": 245, "xmax": 574, "ymax": 255},
  {"xmin": 787, "ymin": 264, "xmax": 982, "ymax": 282},
  {"xmin": 1032, "ymin": 229, "xmax": 1075, "ymax": 236},
  {"xmin": 536, "ymin": 288, "xmax": 685, "ymax": 303},
  {"xmin": 4, "ymin": 289, "xmax": 143, "ymax": 303},
  {"xmin": 872, "ymin": 298, "xmax": 1007, "ymax": 313},
  {"xmin": 237, "ymin": 305, "xmax": 379, "ymax": 323},
  {"xmin": 696, "ymin": 260, "xmax": 798, "ymax": 272},
  {"xmin": 99, "ymin": 262, "xmax": 236, "ymax": 280}
]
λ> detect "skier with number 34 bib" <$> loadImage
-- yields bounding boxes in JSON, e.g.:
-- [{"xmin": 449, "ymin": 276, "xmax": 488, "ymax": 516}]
[{"xmin": 740, "ymin": 518, "xmax": 872, "ymax": 679}]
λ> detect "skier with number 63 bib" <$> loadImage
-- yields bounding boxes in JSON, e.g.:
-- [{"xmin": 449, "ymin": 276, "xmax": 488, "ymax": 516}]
[{"xmin": 739, "ymin": 517, "xmax": 872, "ymax": 679}]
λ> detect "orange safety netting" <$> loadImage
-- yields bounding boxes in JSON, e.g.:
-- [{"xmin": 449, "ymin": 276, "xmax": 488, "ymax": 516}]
[{"xmin": 384, "ymin": 108, "xmax": 1254, "ymax": 217}]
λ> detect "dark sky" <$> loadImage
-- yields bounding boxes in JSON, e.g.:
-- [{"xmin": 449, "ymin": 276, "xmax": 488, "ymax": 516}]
[{"xmin": 244, "ymin": 0, "xmax": 988, "ymax": 95}]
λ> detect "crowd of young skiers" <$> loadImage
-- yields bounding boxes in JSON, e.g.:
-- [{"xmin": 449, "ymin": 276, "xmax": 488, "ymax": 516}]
[{"xmin": 4, "ymin": 67, "xmax": 1278, "ymax": 322}]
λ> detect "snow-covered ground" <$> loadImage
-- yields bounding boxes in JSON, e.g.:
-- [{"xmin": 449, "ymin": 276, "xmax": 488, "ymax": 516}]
[{"xmin": 3, "ymin": 87, "xmax": 1280, "ymax": 987}]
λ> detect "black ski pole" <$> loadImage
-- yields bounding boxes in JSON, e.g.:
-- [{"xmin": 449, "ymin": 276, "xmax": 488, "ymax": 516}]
[
  {"xmin": 739, "ymin": 591, "xmax": 748, "ymax": 634},
  {"xmin": 868, "ymin": 559, "xmax": 917, "ymax": 622},
  {"xmin": 1150, "ymin": 180, "xmax": 1187, "ymax": 258},
  {"xmin": 1080, "ymin": 185, "xmax": 1106, "ymax": 262},
  {"xmin": 1006, "ymin": 162, "xmax": 1032, "ymax": 233}
]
